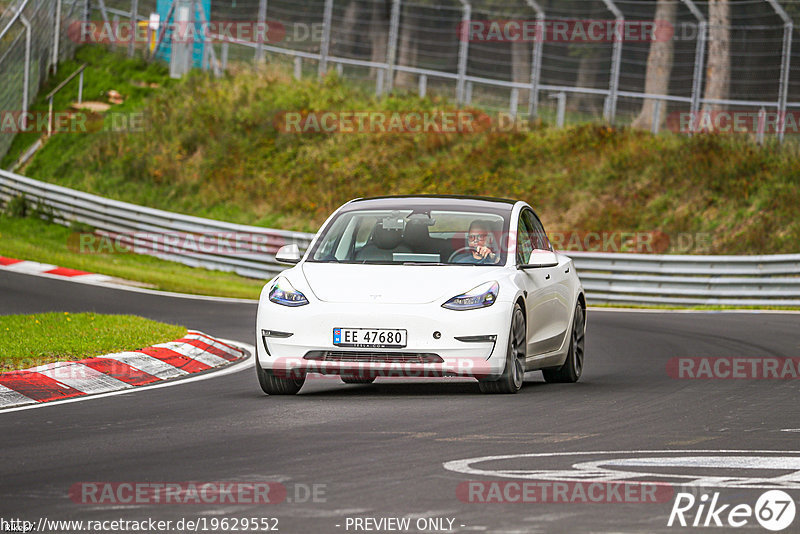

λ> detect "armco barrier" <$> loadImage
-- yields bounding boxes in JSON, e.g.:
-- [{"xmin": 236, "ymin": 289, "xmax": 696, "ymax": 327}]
[
  {"xmin": 2, "ymin": 170, "xmax": 799, "ymax": 306},
  {"xmin": 0, "ymin": 170, "xmax": 313, "ymax": 279}
]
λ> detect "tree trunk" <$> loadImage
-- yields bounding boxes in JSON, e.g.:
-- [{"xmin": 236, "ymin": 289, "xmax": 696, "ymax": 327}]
[
  {"xmin": 511, "ymin": 40, "xmax": 531, "ymax": 105},
  {"xmin": 331, "ymin": 1, "xmax": 359, "ymax": 58},
  {"xmin": 394, "ymin": 21, "xmax": 417, "ymax": 89},
  {"xmin": 631, "ymin": 0, "xmax": 676, "ymax": 130},
  {"xmin": 571, "ymin": 53, "xmax": 599, "ymax": 114},
  {"xmin": 369, "ymin": 0, "xmax": 389, "ymax": 78},
  {"xmin": 703, "ymin": 0, "xmax": 730, "ymax": 113}
]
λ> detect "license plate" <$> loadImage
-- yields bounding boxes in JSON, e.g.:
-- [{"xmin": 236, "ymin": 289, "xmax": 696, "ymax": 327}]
[{"xmin": 333, "ymin": 328, "xmax": 407, "ymax": 348}]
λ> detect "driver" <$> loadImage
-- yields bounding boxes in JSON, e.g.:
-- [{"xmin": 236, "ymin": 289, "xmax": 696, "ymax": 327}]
[{"xmin": 451, "ymin": 220, "xmax": 500, "ymax": 264}]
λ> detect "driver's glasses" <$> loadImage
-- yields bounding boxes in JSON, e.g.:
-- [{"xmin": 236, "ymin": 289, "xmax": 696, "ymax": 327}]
[{"xmin": 467, "ymin": 233, "xmax": 488, "ymax": 242}]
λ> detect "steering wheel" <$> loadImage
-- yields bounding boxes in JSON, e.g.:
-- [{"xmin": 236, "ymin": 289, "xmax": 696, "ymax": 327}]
[{"xmin": 448, "ymin": 246, "xmax": 477, "ymax": 263}]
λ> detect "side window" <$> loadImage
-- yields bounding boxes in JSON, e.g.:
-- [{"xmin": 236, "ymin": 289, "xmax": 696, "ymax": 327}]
[
  {"xmin": 516, "ymin": 213, "xmax": 534, "ymax": 264},
  {"xmin": 524, "ymin": 210, "xmax": 553, "ymax": 252}
]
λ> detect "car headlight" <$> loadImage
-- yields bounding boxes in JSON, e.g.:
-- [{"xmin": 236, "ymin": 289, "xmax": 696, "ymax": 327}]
[
  {"xmin": 442, "ymin": 281, "xmax": 499, "ymax": 310},
  {"xmin": 269, "ymin": 276, "xmax": 309, "ymax": 307}
]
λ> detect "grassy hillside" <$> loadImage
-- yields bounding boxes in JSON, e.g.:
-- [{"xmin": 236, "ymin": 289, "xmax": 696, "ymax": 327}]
[{"xmin": 5, "ymin": 46, "xmax": 800, "ymax": 254}]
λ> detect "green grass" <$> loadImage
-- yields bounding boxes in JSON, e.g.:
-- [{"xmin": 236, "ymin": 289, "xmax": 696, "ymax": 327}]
[
  {"xmin": 5, "ymin": 46, "xmax": 799, "ymax": 255},
  {"xmin": 0, "ymin": 313, "xmax": 187, "ymax": 371},
  {"xmin": 0, "ymin": 215, "xmax": 265, "ymax": 298}
]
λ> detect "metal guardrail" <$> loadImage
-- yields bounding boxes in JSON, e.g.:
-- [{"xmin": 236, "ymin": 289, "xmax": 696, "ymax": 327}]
[
  {"xmin": 1, "ymin": 170, "xmax": 799, "ymax": 306},
  {"xmin": 0, "ymin": 169, "xmax": 314, "ymax": 279},
  {"xmin": 569, "ymin": 251, "xmax": 800, "ymax": 307}
]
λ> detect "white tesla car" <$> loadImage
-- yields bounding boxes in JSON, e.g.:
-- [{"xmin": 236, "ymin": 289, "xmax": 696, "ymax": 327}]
[{"xmin": 256, "ymin": 196, "xmax": 585, "ymax": 394}]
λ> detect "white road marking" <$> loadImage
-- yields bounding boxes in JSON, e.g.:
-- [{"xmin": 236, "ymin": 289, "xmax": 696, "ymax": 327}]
[{"xmin": 443, "ymin": 450, "xmax": 800, "ymax": 489}]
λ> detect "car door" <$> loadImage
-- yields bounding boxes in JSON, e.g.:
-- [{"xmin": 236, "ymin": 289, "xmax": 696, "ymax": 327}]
[
  {"xmin": 528, "ymin": 211, "xmax": 572, "ymax": 348},
  {"xmin": 515, "ymin": 209, "xmax": 563, "ymax": 357}
]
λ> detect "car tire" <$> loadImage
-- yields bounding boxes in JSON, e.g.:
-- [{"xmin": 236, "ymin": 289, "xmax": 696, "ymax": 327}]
[
  {"xmin": 542, "ymin": 302, "xmax": 585, "ymax": 384},
  {"xmin": 341, "ymin": 375, "xmax": 377, "ymax": 384},
  {"xmin": 479, "ymin": 303, "xmax": 526, "ymax": 394},
  {"xmin": 255, "ymin": 352, "xmax": 305, "ymax": 395}
]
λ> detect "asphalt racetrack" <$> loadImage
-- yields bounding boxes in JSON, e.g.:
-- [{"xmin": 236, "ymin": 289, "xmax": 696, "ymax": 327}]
[{"xmin": 1, "ymin": 269, "xmax": 799, "ymax": 533}]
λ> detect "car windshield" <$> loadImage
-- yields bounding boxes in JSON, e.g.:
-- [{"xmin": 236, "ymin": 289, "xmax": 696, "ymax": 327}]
[{"xmin": 308, "ymin": 205, "xmax": 511, "ymax": 265}]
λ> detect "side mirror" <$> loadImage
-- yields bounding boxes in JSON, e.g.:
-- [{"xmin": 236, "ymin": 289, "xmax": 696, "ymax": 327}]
[
  {"xmin": 275, "ymin": 244, "xmax": 302, "ymax": 265},
  {"xmin": 518, "ymin": 250, "xmax": 558, "ymax": 269}
]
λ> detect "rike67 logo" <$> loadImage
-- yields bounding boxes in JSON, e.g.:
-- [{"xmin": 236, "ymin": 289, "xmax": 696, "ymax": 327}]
[{"xmin": 669, "ymin": 490, "xmax": 796, "ymax": 531}]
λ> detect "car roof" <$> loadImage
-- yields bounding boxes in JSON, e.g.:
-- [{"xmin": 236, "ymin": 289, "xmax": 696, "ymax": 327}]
[{"xmin": 343, "ymin": 195, "xmax": 519, "ymax": 211}]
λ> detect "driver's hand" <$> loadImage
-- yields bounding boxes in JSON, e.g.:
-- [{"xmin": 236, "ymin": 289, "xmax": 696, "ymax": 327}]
[{"xmin": 475, "ymin": 246, "xmax": 498, "ymax": 262}]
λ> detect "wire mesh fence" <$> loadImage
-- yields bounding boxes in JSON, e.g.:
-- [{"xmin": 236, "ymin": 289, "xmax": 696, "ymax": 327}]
[{"xmin": 1, "ymin": 0, "xmax": 799, "ymax": 161}]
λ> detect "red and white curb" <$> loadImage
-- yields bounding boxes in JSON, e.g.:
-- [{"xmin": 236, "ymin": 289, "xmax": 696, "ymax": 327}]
[
  {"xmin": 0, "ymin": 331, "xmax": 246, "ymax": 410},
  {"xmin": 0, "ymin": 256, "xmax": 113, "ymax": 283}
]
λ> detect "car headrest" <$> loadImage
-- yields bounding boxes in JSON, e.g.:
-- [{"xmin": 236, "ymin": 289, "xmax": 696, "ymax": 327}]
[{"xmin": 372, "ymin": 223, "xmax": 404, "ymax": 250}]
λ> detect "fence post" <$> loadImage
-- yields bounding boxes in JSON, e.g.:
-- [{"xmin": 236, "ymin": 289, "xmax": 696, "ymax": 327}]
[
  {"xmin": 129, "ymin": 0, "xmax": 139, "ymax": 57},
  {"xmin": 600, "ymin": 0, "xmax": 623, "ymax": 123},
  {"xmin": 83, "ymin": 0, "xmax": 92, "ymax": 43},
  {"xmin": 756, "ymin": 107, "xmax": 766, "ymax": 145},
  {"xmin": 456, "ymin": 0, "xmax": 471, "ymax": 106},
  {"xmin": 680, "ymin": 0, "xmax": 706, "ymax": 134},
  {"xmin": 384, "ymin": 0, "xmax": 401, "ymax": 95},
  {"xmin": 651, "ymin": 100, "xmax": 662, "ymax": 134},
  {"xmin": 294, "ymin": 56, "xmax": 302, "ymax": 79},
  {"xmin": 255, "ymin": 0, "xmax": 267, "ymax": 62},
  {"xmin": 20, "ymin": 12, "xmax": 32, "ymax": 132},
  {"xmin": 318, "ymin": 0, "xmax": 334, "ymax": 77},
  {"xmin": 53, "ymin": 0, "xmax": 62, "ymax": 74},
  {"xmin": 510, "ymin": 88, "xmax": 519, "ymax": 120},
  {"xmin": 765, "ymin": 0, "xmax": 793, "ymax": 143},
  {"xmin": 525, "ymin": 1, "xmax": 544, "ymax": 120},
  {"xmin": 550, "ymin": 92, "xmax": 566, "ymax": 128},
  {"xmin": 418, "ymin": 74, "xmax": 427, "ymax": 97}
]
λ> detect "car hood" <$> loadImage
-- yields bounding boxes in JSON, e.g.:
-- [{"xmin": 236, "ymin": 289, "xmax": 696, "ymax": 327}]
[{"xmin": 301, "ymin": 263, "xmax": 502, "ymax": 304}]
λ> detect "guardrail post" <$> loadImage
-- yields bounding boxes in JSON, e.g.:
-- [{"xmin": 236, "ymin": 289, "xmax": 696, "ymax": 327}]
[
  {"xmin": 456, "ymin": 0, "xmax": 471, "ymax": 106},
  {"xmin": 255, "ymin": 0, "xmax": 267, "ymax": 62},
  {"xmin": 600, "ymin": 0, "xmax": 623, "ymax": 123},
  {"xmin": 464, "ymin": 81, "xmax": 473, "ymax": 105},
  {"xmin": 128, "ymin": 0, "xmax": 139, "ymax": 58},
  {"xmin": 418, "ymin": 74, "xmax": 427, "ymax": 97},
  {"xmin": 318, "ymin": 0, "xmax": 334, "ymax": 76},
  {"xmin": 680, "ymin": 0, "xmax": 706, "ymax": 134},
  {"xmin": 384, "ymin": 0, "xmax": 401, "ymax": 94},
  {"xmin": 221, "ymin": 42, "xmax": 229, "ymax": 71},
  {"xmin": 525, "ymin": 1, "xmax": 545, "ymax": 120}
]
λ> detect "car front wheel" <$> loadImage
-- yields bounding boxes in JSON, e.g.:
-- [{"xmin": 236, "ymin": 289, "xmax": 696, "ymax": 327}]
[{"xmin": 479, "ymin": 303, "xmax": 526, "ymax": 394}]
